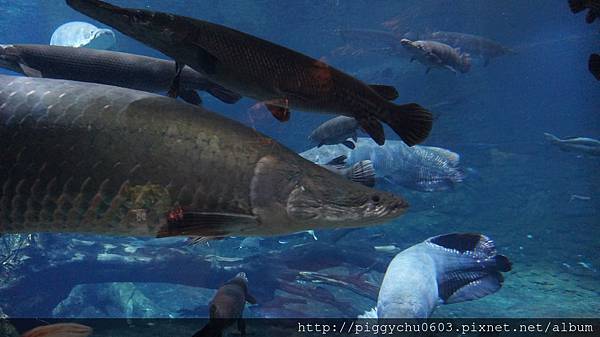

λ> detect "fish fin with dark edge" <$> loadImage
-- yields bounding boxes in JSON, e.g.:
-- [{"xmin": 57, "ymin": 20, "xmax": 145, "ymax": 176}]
[
  {"xmin": 347, "ymin": 160, "xmax": 375, "ymax": 187},
  {"xmin": 207, "ymin": 86, "xmax": 243, "ymax": 104},
  {"xmin": 167, "ymin": 61, "xmax": 184, "ymax": 98},
  {"xmin": 357, "ymin": 117, "xmax": 385, "ymax": 145},
  {"xmin": 439, "ymin": 270, "xmax": 505, "ymax": 304},
  {"xmin": 342, "ymin": 140, "xmax": 356, "ymax": 149},
  {"xmin": 368, "ymin": 84, "xmax": 399, "ymax": 100},
  {"xmin": 266, "ymin": 104, "xmax": 290, "ymax": 122},
  {"xmin": 352, "ymin": 131, "xmax": 358, "ymax": 142},
  {"xmin": 19, "ymin": 63, "xmax": 42, "ymax": 77},
  {"xmin": 246, "ymin": 292, "xmax": 258, "ymax": 304},
  {"xmin": 384, "ymin": 102, "xmax": 433, "ymax": 146},
  {"xmin": 325, "ymin": 155, "xmax": 347, "ymax": 166},
  {"xmin": 156, "ymin": 210, "xmax": 258, "ymax": 238},
  {"xmin": 21, "ymin": 323, "xmax": 93, "ymax": 337},
  {"xmin": 179, "ymin": 89, "xmax": 203, "ymax": 105},
  {"xmin": 569, "ymin": 0, "xmax": 586, "ymax": 13},
  {"xmin": 589, "ymin": 54, "xmax": 600, "ymax": 80},
  {"xmin": 428, "ymin": 232, "xmax": 512, "ymax": 304}
]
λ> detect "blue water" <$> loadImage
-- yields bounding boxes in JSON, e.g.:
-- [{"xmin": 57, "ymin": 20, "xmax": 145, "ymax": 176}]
[{"xmin": 0, "ymin": 0, "xmax": 598, "ymax": 324}]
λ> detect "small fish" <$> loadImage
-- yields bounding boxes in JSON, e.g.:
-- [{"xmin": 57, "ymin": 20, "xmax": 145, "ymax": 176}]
[
  {"xmin": 424, "ymin": 31, "xmax": 515, "ymax": 66},
  {"xmin": 0, "ymin": 44, "xmax": 241, "ymax": 105},
  {"xmin": 589, "ymin": 53, "xmax": 600, "ymax": 80},
  {"xmin": 21, "ymin": 323, "xmax": 92, "ymax": 337},
  {"xmin": 569, "ymin": 0, "xmax": 600, "ymax": 23},
  {"xmin": 309, "ymin": 116, "xmax": 361, "ymax": 149},
  {"xmin": 400, "ymin": 39, "xmax": 471, "ymax": 74},
  {"xmin": 193, "ymin": 272, "xmax": 256, "ymax": 337},
  {"xmin": 569, "ymin": 194, "xmax": 591, "ymax": 202},
  {"xmin": 544, "ymin": 132, "xmax": 600, "ymax": 156},
  {"xmin": 65, "ymin": 0, "xmax": 433, "ymax": 146},
  {"xmin": 364, "ymin": 233, "xmax": 511, "ymax": 318}
]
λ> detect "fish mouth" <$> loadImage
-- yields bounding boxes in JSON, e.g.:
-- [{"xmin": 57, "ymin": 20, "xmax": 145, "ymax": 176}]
[
  {"xmin": 286, "ymin": 185, "xmax": 408, "ymax": 227},
  {"xmin": 67, "ymin": 0, "xmax": 151, "ymax": 34}
]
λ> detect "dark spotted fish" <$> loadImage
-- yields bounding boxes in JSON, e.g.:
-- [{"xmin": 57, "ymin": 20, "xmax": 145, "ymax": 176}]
[
  {"xmin": 65, "ymin": 0, "xmax": 433, "ymax": 146},
  {"xmin": 0, "ymin": 44, "xmax": 241, "ymax": 105},
  {"xmin": 0, "ymin": 75, "xmax": 407, "ymax": 239}
]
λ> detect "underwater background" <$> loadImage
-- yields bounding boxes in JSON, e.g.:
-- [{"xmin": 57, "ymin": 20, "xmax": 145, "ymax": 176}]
[{"xmin": 0, "ymin": 0, "xmax": 598, "ymax": 324}]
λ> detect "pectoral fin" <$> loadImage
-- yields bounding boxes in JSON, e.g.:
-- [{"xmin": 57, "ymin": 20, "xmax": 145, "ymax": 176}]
[
  {"xmin": 156, "ymin": 208, "xmax": 258, "ymax": 238},
  {"xmin": 368, "ymin": 84, "xmax": 399, "ymax": 100},
  {"xmin": 444, "ymin": 65, "xmax": 458, "ymax": 74},
  {"xmin": 19, "ymin": 63, "xmax": 42, "ymax": 77},
  {"xmin": 266, "ymin": 104, "xmax": 290, "ymax": 122}
]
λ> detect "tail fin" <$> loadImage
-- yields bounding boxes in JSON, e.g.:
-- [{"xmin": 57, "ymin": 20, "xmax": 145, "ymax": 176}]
[
  {"xmin": 589, "ymin": 54, "xmax": 600, "ymax": 80},
  {"xmin": 346, "ymin": 160, "xmax": 376, "ymax": 187},
  {"xmin": 21, "ymin": 323, "xmax": 92, "ymax": 337},
  {"xmin": 569, "ymin": 0, "xmax": 586, "ymax": 13},
  {"xmin": 426, "ymin": 233, "xmax": 512, "ymax": 305},
  {"xmin": 543, "ymin": 132, "xmax": 560, "ymax": 143},
  {"xmin": 207, "ymin": 85, "xmax": 243, "ymax": 104},
  {"xmin": 385, "ymin": 103, "xmax": 433, "ymax": 146}
]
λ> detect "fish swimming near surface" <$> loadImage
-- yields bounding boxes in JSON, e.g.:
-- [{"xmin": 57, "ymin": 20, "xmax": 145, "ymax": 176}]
[
  {"xmin": 589, "ymin": 53, "xmax": 600, "ymax": 80},
  {"xmin": 0, "ymin": 44, "xmax": 241, "ymax": 105},
  {"xmin": 193, "ymin": 272, "xmax": 256, "ymax": 337},
  {"xmin": 309, "ymin": 116, "xmax": 360, "ymax": 149},
  {"xmin": 50, "ymin": 21, "xmax": 116, "ymax": 50},
  {"xmin": 0, "ymin": 75, "xmax": 407, "ymax": 239},
  {"xmin": 360, "ymin": 233, "xmax": 511, "ymax": 318},
  {"xmin": 300, "ymin": 138, "xmax": 465, "ymax": 192},
  {"xmin": 318, "ymin": 156, "xmax": 376, "ymax": 187},
  {"xmin": 423, "ymin": 31, "xmax": 515, "ymax": 66},
  {"xmin": 544, "ymin": 133, "xmax": 600, "ymax": 156},
  {"xmin": 569, "ymin": 0, "xmax": 600, "ymax": 23},
  {"xmin": 20, "ymin": 323, "xmax": 93, "ymax": 337},
  {"xmin": 400, "ymin": 39, "xmax": 471, "ymax": 74},
  {"xmin": 65, "ymin": 0, "xmax": 433, "ymax": 146}
]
